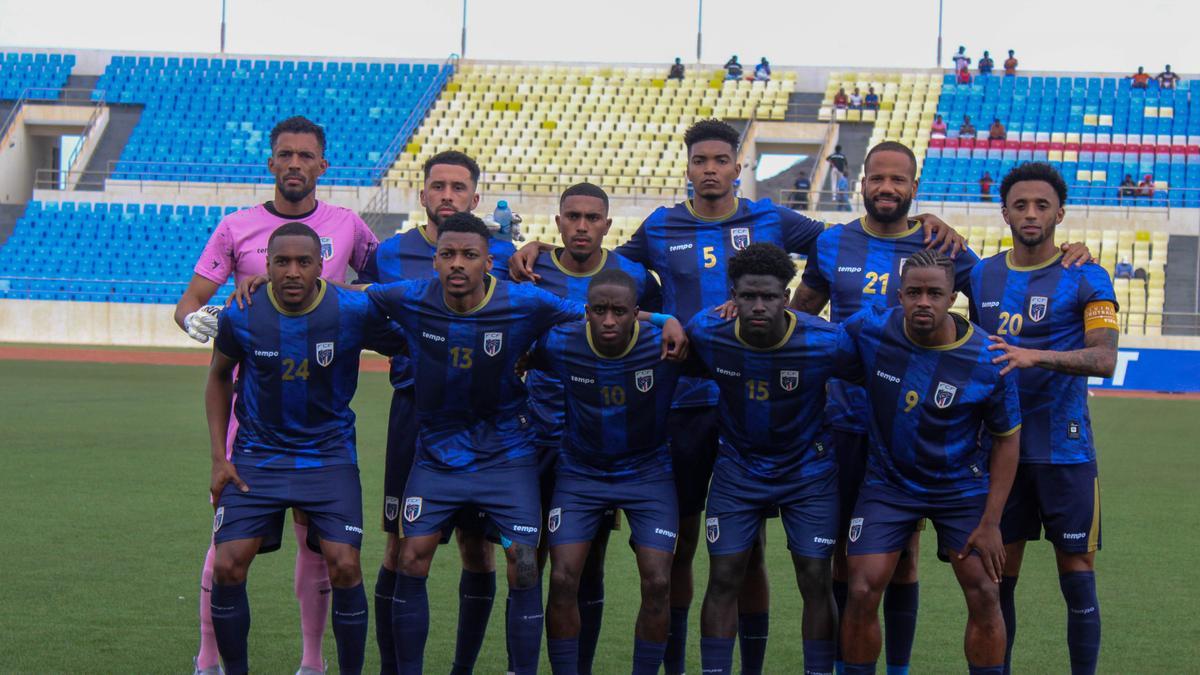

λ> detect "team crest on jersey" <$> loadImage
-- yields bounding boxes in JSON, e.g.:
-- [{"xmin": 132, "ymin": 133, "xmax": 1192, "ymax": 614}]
[
  {"xmin": 548, "ymin": 507, "xmax": 562, "ymax": 533},
  {"xmin": 385, "ymin": 496, "xmax": 399, "ymax": 522},
  {"xmin": 730, "ymin": 227, "xmax": 751, "ymax": 251},
  {"xmin": 636, "ymin": 369, "xmax": 654, "ymax": 393},
  {"xmin": 319, "ymin": 237, "xmax": 334, "ymax": 261},
  {"xmin": 706, "ymin": 517, "xmax": 720, "ymax": 543},
  {"xmin": 934, "ymin": 382, "xmax": 958, "ymax": 409},
  {"xmin": 1028, "ymin": 296, "xmax": 1048, "ymax": 323},
  {"xmin": 315, "ymin": 341, "xmax": 335, "ymax": 367},
  {"xmin": 848, "ymin": 517, "xmax": 863, "ymax": 542},
  {"xmin": 404, "ymin": 497, "xmax": 422, "ymax": 523},
  {"xmin": 483, "ymin": 331, "xmax": 503, "ymax": 356},
  {"xmin": 212, "ymin": 507, "xmax": 224, "ymax": 533},
  {"xmin": 780, "ymin": 369, "xmax": 799, "ymax": 392}
]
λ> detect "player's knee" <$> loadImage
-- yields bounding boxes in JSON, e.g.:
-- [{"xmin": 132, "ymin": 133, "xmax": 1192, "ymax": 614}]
[
  {"xmin": 382, "ymin": 533, "xmax": 402, "ymax": 571},
  {"xmin": 398, "ymin": 546, "xmax": 433, "ymax": 578},
  {"xmin": 794, "ymin": 557, "xmax": 832, "ymax": 600},
  {"xmin": 846, "ymin": 573, "xmax": 884, "ymax": 611},
  {"xmin": 549, "ymin": 565, "xmax": 582, "ymax": 600},
  {"xmin": 510, "ymin": 544, "xmax": 540, "ymax": 589},
  {"xmin": 457, "ymin": 532, "xmax": 495, "ymax": 573},
  {"xmin": 212, "ymin": 551, "xmax": 249, "ymax": 585},
  {"xmin": 325, "ymin": 556, "xmax": 362, "ymax": 588},
  {"xmin": 704, "ymin": 565, "xmax": 742, "ymax": 602},
  {"xmin": 640, "ymin": 567, "xmax": 671, "ymax": 602},
  {"xmin": 962, "ymin": 577, "xmax": 1001, "ymax": 617}
]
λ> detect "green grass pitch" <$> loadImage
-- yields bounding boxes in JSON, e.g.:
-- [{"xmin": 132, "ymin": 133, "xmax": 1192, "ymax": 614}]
[{"xmin": 1, "ymin": 359, "xmax": 1197, "ymax": 672}]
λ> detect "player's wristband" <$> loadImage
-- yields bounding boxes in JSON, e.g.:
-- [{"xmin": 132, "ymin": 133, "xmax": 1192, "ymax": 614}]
[{"xmin": 648, "ymin": 313, "xmax": 673, "ymax": 327}]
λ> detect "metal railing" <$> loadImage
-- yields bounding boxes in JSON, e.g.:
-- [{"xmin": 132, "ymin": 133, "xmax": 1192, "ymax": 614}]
[
  {"xmin": 65, "ymin": 89, "xmax": 107, "ymax": 177},
  {"xmin": 1, "ymin": 87, "xmax": 102, "ymax": 149},
  {"xmin": 34, "ymin": 161, "xmax": 379, "ymax": 195}
]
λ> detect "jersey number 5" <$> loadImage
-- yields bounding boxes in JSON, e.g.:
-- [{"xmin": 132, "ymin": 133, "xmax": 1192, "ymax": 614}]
[{"xmin": 703, "ymin": 246, "xmax": 718, "ymax": 268}]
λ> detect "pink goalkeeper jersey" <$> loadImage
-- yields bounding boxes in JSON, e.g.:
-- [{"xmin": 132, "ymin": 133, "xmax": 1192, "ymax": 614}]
[{"xmin": 193, "ymin": 201, "xmax": 378, "ymax": 284}]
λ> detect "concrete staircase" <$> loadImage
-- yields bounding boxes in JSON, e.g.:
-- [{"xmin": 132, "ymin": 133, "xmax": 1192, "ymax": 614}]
[
  {"xmin": 785, "ymin": 92, "xmax": 824, "ymax": 123},
  {"xmin": 1164, "ymin": 234, "xmax": 1198, "ymax": 335},
  {"xmin": 0, "ymin": 203, "xmax": 26, "ymax": 246},
  {"xmin": 77, "ymin": 104, "xmax": 142, "ymax": 190}
]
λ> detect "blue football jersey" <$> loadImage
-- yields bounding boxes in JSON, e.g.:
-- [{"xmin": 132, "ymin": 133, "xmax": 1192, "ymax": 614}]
[
  {"xmin": 802, "ymin": 218, "xmax": 980, "ymax": 433},
  {"xmin": 215, "ymin": 281, "xmax": 404, "ymax": 469},
  {"xmin": 615, "ymin": 198, "xmax": 825, "ymax": 408},
  {"xmin": 969, "ymin": 252, "xmax": 1117, "ymax": 465},
  {"xmin": 366, "ymin": 276, "xmax": 582, "ymax": 472},
  {"xmin": 842, "ymin": 305, "xmax": 1022, "ymax": 500},
  {"xmin": 356, "ymin": 225, "xmax": 516, "ymax": 389},
  {"xmin": 684, "ymin": 309, "xmax": 848, "ymax": 479},
  {"xmin": 530, "ymin": 320, "xmax": 681, "ymax": 479},
  {"xmin": 526, "ymin": 247, "xmax": 663, "ymax": 449}
]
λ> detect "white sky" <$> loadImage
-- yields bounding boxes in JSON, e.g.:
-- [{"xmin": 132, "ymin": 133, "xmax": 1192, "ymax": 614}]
[{"xmin": 0, "ymin": 0, "xmax": 1197, "ymax": 74}]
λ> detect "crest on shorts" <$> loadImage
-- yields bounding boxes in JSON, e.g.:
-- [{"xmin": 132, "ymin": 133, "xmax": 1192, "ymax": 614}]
[
  {"xmin": 483, "ymin": 331, "xmax": 503, "ymax": 357},
  {"xmin": 548, "ymin": 507, "xmax": 562, "ymax": 533},
  {"xmin": 385, "ymin": 496, "xmax": 399, "ymax": 522},
  {"xmin": 1028, "ymin": 295, "xmax": 1048, "ymax": 323},
  {"xmin": 636, "ymin": 368, "xmax": 654, "ymax": 393},
  {"xmin": 934, "ymin": 382, "xmax": 958, "ymax": 409},
  {"xmin": 780, "ymin": 369, "xmax": 799, "ymax": 392},
  {"xmin": 404, "ymin": 497, "xmax": 422, "ymax": 523},
  {"xmin": 849, "ymin": 517, "xmax": 863, "ymax": 543},
  {"xmin": 316, "ymin": 341, "xmax": 335, "ymax": 367},
  {"xmin": 212, "ymin": 507, "xmax": 224, "ymax": 533},
  {"xmin": 730, "ymin": 227, "xmax": 751, "ymax": 251},
  {"xmin": 320, "ymin": 237, "xmax": 334, "ymax": 261},
  {"xmin": 706, "ymin": 517, "xmax": 720, "ymax": 543}
]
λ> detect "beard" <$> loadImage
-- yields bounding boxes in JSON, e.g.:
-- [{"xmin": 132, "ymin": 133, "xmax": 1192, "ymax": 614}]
[
  {"xmin": 277, "ymin": 175, "xmax": 315, "ymax": 204},
  {"xmin": 863, "ymin": 192, "xmax": 913, "ymax": 224},
  {"xmin": 1015, "ymin": 227, "xmax": 1051, "ymax": 247},
  {"xmin": 425, "ymin": 205, "xmax": 457, "ymax": 226}
]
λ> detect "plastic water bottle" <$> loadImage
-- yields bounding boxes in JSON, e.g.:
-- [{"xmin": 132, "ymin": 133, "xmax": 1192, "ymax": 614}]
[{"xmin": 492, "ymin": 201, "xmax": 513, "ymax": 242}]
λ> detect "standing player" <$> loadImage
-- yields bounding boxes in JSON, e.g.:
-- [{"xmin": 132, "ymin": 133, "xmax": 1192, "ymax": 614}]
[
  {"xmin": 174, "ymin": 116, "xmax": 378, "ymax": 675},
  {"xmin": 839, "ymin": 251, "xmax": 1022, "ymax": 675},
  {"xmin": 970, "ymin": 163, "xmax": 1118, "ymax": 675},
  {"xmin": 528, "ymin": 269, "xmax": 682, "ymax": 675},
  {"xmin": 363, "ymin": 213, "xmax": 686, "ymax": 674},
  {"xmin": 511, "ymin": 119, "xmax": 958, "ymax": 674},
  {"xmin": 355, "ymin": 150, "xmax": 514, "ymax": 674},
  {"xmin": 205, "ymin": 223, "xmax": 402, "ymax": 675},
  {"xmin": 525, "ymin": 182, "xmax": 662, "ymax": 673},
  {"xmin": 687, "ymin": 244, "xmax": 847, "ymax": 675}
]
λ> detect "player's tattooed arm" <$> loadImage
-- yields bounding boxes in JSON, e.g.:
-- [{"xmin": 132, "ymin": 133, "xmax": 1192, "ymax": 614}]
[
  {"xmin": 789, "ymin": 283, "xmax": 830, "ymax": 316},
  {"xmin": 987, "ymin": 328, "xmax": 1118, "ymax": 377},
  {"xmin": 507, "ymin": 240, "xmax": 556, "ymax": 282},
  {"xmin": 206, "ymin": 349, "xmax": 248, "ymax": 504}
]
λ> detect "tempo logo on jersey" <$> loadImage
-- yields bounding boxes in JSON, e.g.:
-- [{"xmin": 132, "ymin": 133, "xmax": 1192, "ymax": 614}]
[
  {"xmin": 385, "ymin": 496, "xmax": 400, "ymax": 522},
  {"xmin": 547, "ymin": 507, "xmax": 562, "ymax": 533},
  {"xmin": 1029, "ymin": 295, "xmax": 1049, "ymax": 323},
  {"xmin": 213, "ymin": 507, "xmax": 225, "ymax": 533},
  {"xmin": 403, "ymin": 497, "xmax": 422, "ymax": 522},
  {"xmin": 483, "ymin": 331, "xmax": 504, "ymax": 356},
  {"xmin": 315, "ymin": 341, "xmax": 335, "ymax": 367},
  {"xmin": 730, "ymin": 227, "xmax": 751, "ymax": 250},
  {"xmin": 848, "ymin": 517, "xmax": 863, "ymax": 543},
  {"xmin": 320, "ymin": 237, "xmax": 334, "ymax": 260},
  {"xmin": 934, "ymin": 382, "xmax": 958, "ymax": 408},
  {"xmin": 780, "ymin": 369, "xmax": 799, "ymax": 392},
  {"xmin": 636, "ymin": 369, "xmax": 654, "ymax": 392},
  {"xmin": 706, "ymin": 517, "xmax": 720, "ymax": 543}
]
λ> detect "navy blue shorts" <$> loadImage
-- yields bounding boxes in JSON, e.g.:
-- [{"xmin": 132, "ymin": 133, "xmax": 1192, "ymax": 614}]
[
  {"xmin": 548, "ymin": 473, "xmax": 677, "ymax": 553},
  {"xmin": 1002, "ymin": 461, "xmax": 1101, "ymax": 553},
  {"xmin": 401, "ymin": 460, "xmax": 542, "ymax": 548},
  {"xmin": 847, "ymin": 480, "xmax": 984, "ymax": 557},
  {"xmin": 667, "ymin": 406, "xmax": 720, "ymax": 516},
  {"xmin": 704, "ymin": 458, "xmax": 839, "ymax": 558},
  {"xmin": 214, "ymin": 464, "xmax": 363, "ymax": 551},
  {"xmin": 832, "ymin": 428, "xmax": 869, "ymax": 530},
  {"xmin": 382, "ymin": 387, "xmax": 418, "ymax": 534}
]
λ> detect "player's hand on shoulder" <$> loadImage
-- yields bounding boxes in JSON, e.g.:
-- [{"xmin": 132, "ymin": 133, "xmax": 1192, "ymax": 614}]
[
  {"xmin": 508, "ymin": 242, "xmax": 543, "ymax": 282},
  {"xmin": 183, "ymin": 305, "xmax": 222, "ymax": 343},
  {"xmin": 660, "ymin": 317, "xmax": 689, "ymax": 362},
  {"xmin": 914, "ymin": 213, "xmax": 965, "ymax": 257},
  {"xmin": 1059, "ymin": 240, "xmax": 1094, "ymax": 267},
  {"xmin": 514, "ymin": 351, "xmax": 532, "ymax": 378},
  {"xmin": 716, "ymin": 300, "xmax": 738, "ymax": 319},
  {"xmin": 960, "ymin": 521, "xmax": 1005, "ymax": 583},
  {"xmin": 987, "ymin": 335, "xmax": 1038, "ymax": 375},
  {"xmin": 228, "ymin": 274, "xmax": 269, "ymax": 310},
  {"xmin": 210, "ymin": 458, "xmax": 249, "ymax": 506}
]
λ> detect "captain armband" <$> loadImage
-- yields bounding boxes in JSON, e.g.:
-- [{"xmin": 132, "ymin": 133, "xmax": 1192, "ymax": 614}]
[{"xmin": 1083, "ymin": 301, "xmax": 1119, "ymax": 332}]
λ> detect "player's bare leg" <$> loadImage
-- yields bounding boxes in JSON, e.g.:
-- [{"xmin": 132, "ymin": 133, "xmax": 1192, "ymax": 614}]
[
  {"xmin": 211, "ymin": 537, "xmax": 263, "ymax": 675},
  {"xmin": 290, "ymin": 508, "xmax": 330, "ymax": 674},
  {"xmin": 316, "ymin": 539, "xmax": 367, "ymax": 675},
  {"xmin": 841, "ymin": 550, "xmax": 903, "ymax": 667},
  {"xmin": 949, "ymin": 549, "xmax": 1005, "ymax": 669},
  {"xmin": 394, "ymin": 533, "xmax": 442, "ymax": 673},
  {"xmin": 698, "ymin": 548, "xmax": 753, "ymax": 673},
  {"xmin": 547, "ymin": 542, "xmax": 593, "ymax": 639},
  {"xmin": 738, "ymin": 529, "xmax": 770, "ymax": 674},
  {"xmin": 503, "ymin": 541, "xmax": 544, "ymax": 675},
  {"xmin": 630, "ymin": 545, "xmax": 675, "ymax": 673}
]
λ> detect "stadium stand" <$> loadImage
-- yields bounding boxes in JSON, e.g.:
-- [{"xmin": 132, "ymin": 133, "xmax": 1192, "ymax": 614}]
[
  {"xmin": 819, "ymin": 71, "xmax": 943, "ymax": 174},
  {"xmin": 385, "ymin": 63, "xmax": 794, "ymax": 195},
  {"xmin": 94, "ymin": 56, "xmax": 451, "ymax": 185},
  {"xmin": 0, "ymin": 52, "xmax": 75, "ymax": 100}
]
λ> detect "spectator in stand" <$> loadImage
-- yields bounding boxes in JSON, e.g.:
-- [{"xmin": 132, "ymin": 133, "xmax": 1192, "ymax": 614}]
[
  {"xmin": 836, "ymin": 172, "xmax": 852, "ymax": 211},
  {"xmin": 1119, "ymin": 174, "xmax": 1138, "ymax": 202},
  {"xmin": 931, "ymin": 113, "xmax": 948, "ymax": 137},
  {"xmin": 1138, "ymin": 173, "xmax": 1155, "ymax": 197},
  {"xmin": 1115, "ymin": 256, "xmax": 1134, "ymax": 279},
  {"xmin": 989, "ymin": 118, "xmax": 1007, "ymax": 141},
  {"xmin": 1157, "ymin": 65, "xmax": 1180, "ymax": 90},
  {"xmin": 849, "ymin": 87, "xmax": 863, "ymax": 109},
  {"xmin": 952, "ymin": 46, "xmax": 971, "ymax": 74},
  {"xmin": 956, "ymin": 65, "xmax": 972, "ymax": 85},
  {"xmin": 1004, "ymin": 49, "xmax": 1018, "ymax": 76},
  {"xmin": 791, "ymin": 171, "xmax": 811, "ymax": 211},
  {"xmin": 724, "ymin": 55, "xmax": 744, "ymax": 80},
  {"xmin": 864, "ymin": 86, "xmax": 880, "ymax": 110},
  {"xmin": 959, "ymin": 114, "xmax": 977, "ymax": 137},
  {"xmin": 978, "ymin": 50, "xmax": 995, "ymax": 76},
  {"xmin": 826, "ymin": 144, "xmax": 848, "ymax": 195},
  {"xmin": 1130, "ymin": 66, "xmax": 1151, "ymax": 89},
  {"xmin": 668, "ymin": 57, "xmax": 685, "ymax": 80},
  {"xmin": 980, "ymin": 171, "xmax": 995, "ymax": 201},
  {"xmin": 755, "ymin": 57, "xmax": 771, "ymax": 81},
  {"xmin": 833, "ymin": 87, "xmax": 849, "ymax": 109}
]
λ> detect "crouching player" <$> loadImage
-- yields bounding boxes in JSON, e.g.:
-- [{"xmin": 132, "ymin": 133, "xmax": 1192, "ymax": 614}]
[
  {"xmin": 205, "ymin": 223, "xmax": 403, "ymax": 675},
  {"xmin": 526, "ymin": 269, "xmax": 683, "ymax": 675},
  {"xmin": 839, "ymin": 250, "xmax": 1022, "ymax": 675}
]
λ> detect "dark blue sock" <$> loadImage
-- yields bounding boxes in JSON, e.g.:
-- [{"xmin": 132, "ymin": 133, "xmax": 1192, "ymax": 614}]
[
  {"xmin": 330, "ymin": 584, "xmax": 368, "ymax": 675},
  {"xmin": 999, "ymin": 575, "xmax": 1018, "ymax": 675},
  {"xmin": 507, "ymin": 585, "xmax": 544, "ymax": 675},
  {"xmin": 700, "ymin": 636, "xmax": 735, "ymax": 674},
  {"xmin": 576, "ymin": 575, "xmax": 605, "ymax": 674},
  {"xmin": 392, "ymin": 573, "xmax": 429, "ymax": 675},
  {"xmin": 450, "ymin": 569, "xmax": 496, "ymax": 674},
  {"xmin": 505, "ymin": 594, "xmax": 514, "ymax": 672},
  {"xmin": 663, "ymin": 607, "xmax": 689, "ymax": 674},
  {"xmin": 832, "ymin": 579, "xmax": 849, "ymax": 671},
  {"xmin": 967, "ymin": 666, "xmax": 1004, "ymax": 675},
  {"xmin": 738, "ymin": 611, "xmax": 769, "ymax": 674},
  {"xmin": 1059, "ymin": 571, "xmax": 1101, "ymax": 675},
  {"xmin": 804, "ymin": 639, "xmax": 835, "ymax": 675},
  {"xmin": 548, "ymin": 637, "xmax": 579, "ymax": 675},
  {"xmin": 374, "ymin": 567, "xmax": 397, "ymax": 673},
  {"xmin": 210, "ymin": 582, "xmax": 250, "ymax": 675},
  {"xmin": 633, "ymin": 638, "xmax": 667, "ymax": 675},
  {"xmin": 843, "ymin": 662, "xmax": 876, "ymax": 675},
  {"xmin": 883, "ymin": 581, "xmax": 919, "ymax": 672}
]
